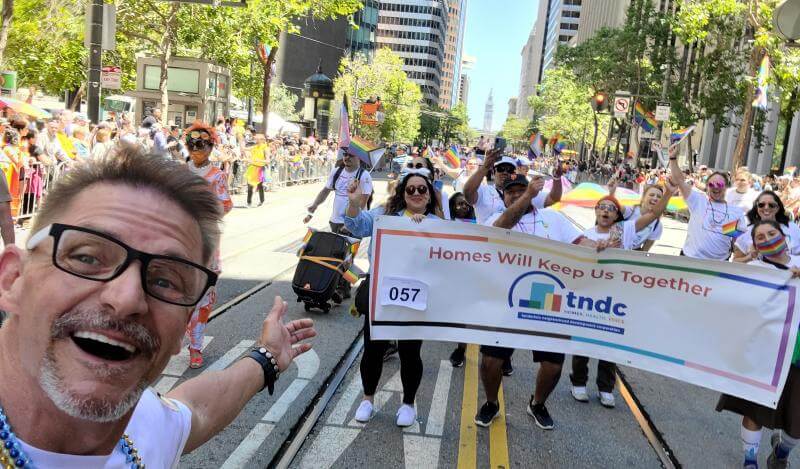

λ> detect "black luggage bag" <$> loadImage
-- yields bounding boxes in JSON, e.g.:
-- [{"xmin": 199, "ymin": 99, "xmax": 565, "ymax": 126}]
[{"xmin": 292, "ymin": 231, "xmax": 352, "ymax": 313}]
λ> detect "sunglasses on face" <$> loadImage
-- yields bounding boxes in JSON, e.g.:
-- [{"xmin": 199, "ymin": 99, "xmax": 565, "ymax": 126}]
[
  {"xmin": 405, "ymin": 185, "xmax": 429, "ymax": 196},
  {"xmin": 407, "ymin": 162, "xmax": 425, "ymax": 169},
  {"xmin": 186, "ymin": 138, "xmax": 212, "ymax": 151},
  {"xmin": 494, "ymin": 165, "xmax": 515, "ymax": 174},
  {"xmin": 707, "ymin": 181, "xmax": 725, "ymax": 189},
  {"xmin": 758, "ymin": 202, "xmax": 778, "ymax": 209},
  {"xmin": 596, "ymin": 203, "xmax": 618, "ymax": 212},
  {"xmin": 188, "ymin": 130, "xmax": 211, "ymax": 141}
]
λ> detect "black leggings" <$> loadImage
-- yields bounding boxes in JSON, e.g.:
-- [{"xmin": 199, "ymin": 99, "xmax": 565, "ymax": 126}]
[
  {"xmin": 247, "ymin": 183, "xmax": 264, "ymax": 205},
  {"xmin": 356, "ymin": 278, "xmax": 423, "ymax": 404}
]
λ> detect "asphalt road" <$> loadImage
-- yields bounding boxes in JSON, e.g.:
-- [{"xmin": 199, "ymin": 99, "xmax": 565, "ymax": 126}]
[{"xmin": 140, "ymin": 179, "xmax": 799, "ymax": 468}]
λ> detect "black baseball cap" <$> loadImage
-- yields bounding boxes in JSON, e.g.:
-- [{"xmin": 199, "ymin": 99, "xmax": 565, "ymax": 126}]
[{"xmin": 502, "ymin": 174, "xmax": 529, "ymax": 191}]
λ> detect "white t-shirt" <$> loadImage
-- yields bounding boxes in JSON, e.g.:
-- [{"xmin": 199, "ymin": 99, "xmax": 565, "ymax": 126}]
[
  {"xmin": 735, "ymin": 222, "xmax": 800, "ymax": 256},
  {"xmin": 683, "ymin": 191, "xmax": 746, "ymax": 260},
  {"xmin": 18, "ymin": 388, "xmax": 191, "ymax": 468},
  {"xmin": 453, "ymin": 170, "xmax": 469, "ymax": 193},
  {"xmin": 725, "ymin": 188, "xmax": 759, "ymax": 212},
  {"xmin": 325, "ymin": 167, "xmax": 374, "ymax": 224},
  {"xmin": 748, "ymin": 255, "xmax": 800, "ymax": 270},
  {"xmin": 474, "ymin": 184, "xmax": 549, "ymax": 225},
  {"xmin": 583, "ymin": 218, "xmax": 656, "ymax": 250},
  {"xmin": 622, "ymin": 206, "xmax": 663, "ymax": 241},
  {"xmin": 485, "ymin": 207, "xmax": 581, "ymax": 243}
]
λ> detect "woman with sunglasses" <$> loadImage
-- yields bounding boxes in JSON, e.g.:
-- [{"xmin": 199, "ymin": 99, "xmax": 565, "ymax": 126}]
[
  {"xmin": 732, "ymin": 191, "xmax": 800, "ymax": 263},
  {"xmin": 344, "ymin": 170, "xmax": 440, "ymax": 428},
  {"xmin": 569, "ymin": 185, "xmax": 674, "ymax": 408},
  {"xmin": 717, "ymin": 220, "xmax": 800, "ymax": 469},
  {"xmin": 184, "ymin": 121, "xmax": 233, "ymax": 368},
  {"xmin": 609, "ymin": 179, "xmax": 670, "ymax": 252},
  {"xmin": 668, "ymin": 151, "xmax": 746, "ymax": 260},
  {"xmin": 388, "ymin": 154, "xmax": 447, "ymax": 219},
  {"xmin": 446, "ymin": 192, "xmax": 476, "ymax": 367}
]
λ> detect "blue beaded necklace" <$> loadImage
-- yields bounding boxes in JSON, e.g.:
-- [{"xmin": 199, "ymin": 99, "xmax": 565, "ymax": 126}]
[{"xmin": 0, "ymin": 404, "xmax": 145, "ymax": 469}]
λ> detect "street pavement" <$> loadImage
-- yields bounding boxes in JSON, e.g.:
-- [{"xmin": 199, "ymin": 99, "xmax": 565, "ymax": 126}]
[{"xmin": 137, "ymin": 179, "xmax": 799, "ymax": 468}]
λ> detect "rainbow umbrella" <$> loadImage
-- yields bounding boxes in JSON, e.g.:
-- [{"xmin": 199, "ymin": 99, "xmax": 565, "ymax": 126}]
[
  {"xmin": 614, "ymin": 187, "xmax": 643, "ymax": 206},
  {"xmin": 555, "ymin": 182, "xmax": 609, "ymax": 208},
  {"xmin": 667, "ymin": 196, "xmax": 687, "ymax": 212},
  {"xmin": 0, "ymin": 97, "xmax": 51, "ymax": 119}
]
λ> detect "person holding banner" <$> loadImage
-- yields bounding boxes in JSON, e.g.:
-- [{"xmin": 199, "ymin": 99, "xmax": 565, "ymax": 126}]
[
  {"xmin": 343, "ymin": 170, "xmax": 440, "ymax": 427},
  {"xmin": 668, "ymin": 152, "xmax": 745, "ymax": 260},
  {"xmin": 570, "ymin": 186, "xmax": 674, "ymax": 408},
  {"xmin": 732, "ymin": 191, "xmax": 800, "ymax": 263},
  {"xmin": 446, "ymin": 192, "xmax": 476, "ymax": 368},
  {"xmin": 476, "ymin": 174, "xmax": 596, "ymax": 430},
  {"xmin": 717, "ymin": 220, "xmax": 800, "ymax": 469}
]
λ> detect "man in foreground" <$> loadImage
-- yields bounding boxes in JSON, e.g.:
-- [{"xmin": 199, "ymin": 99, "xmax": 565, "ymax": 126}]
[{"xmin": 0, "ymin": 145, "xmax": 316, "ymax": 467}]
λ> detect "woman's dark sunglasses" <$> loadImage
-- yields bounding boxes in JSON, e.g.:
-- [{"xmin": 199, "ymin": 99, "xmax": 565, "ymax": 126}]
[
  {"xmin": 405, "ymin": 185, "xmax": 428, "ymax": 196},
  {"xmin": 758, "ymin": 202, "xmax": 778, "ymax": 209},
  {"xmin": 407, "ymin": 162, "xmax": 425, "ymax": 169}
]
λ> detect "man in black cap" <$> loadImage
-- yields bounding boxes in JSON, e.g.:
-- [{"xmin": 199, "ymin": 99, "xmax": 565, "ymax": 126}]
[{"xmin": 475, "ymin": 173, "xmax": 596, "ymax": 431}]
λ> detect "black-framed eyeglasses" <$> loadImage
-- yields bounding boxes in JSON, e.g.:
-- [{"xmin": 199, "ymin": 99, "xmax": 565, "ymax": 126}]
[
  {"xmin": 407, "ymin": 162, "xmax": 425, "ymax": 169},
  {"xmin": 27, "ymin": 223, "xmax": 217, "ymax": 307}
]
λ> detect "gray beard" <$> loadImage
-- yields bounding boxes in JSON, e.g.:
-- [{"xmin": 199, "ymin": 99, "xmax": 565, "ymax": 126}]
[{"xmin": 38, "ymin": 347, "xmax": 149, "ymax": 423}]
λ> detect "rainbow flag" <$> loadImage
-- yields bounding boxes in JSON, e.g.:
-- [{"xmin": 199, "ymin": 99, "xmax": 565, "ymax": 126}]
[
  {"xmin": 529, "ymin": 132, "xmax": 543, "ymax": 158},
  {"xmin": 348, "ymin": 136, "xmax": 377, "ymax": 166},
  {"xmin": 444, "ymin": 145, "xmax": 460, "ymax": 169},
  {"xmin": 756, "ymin": 235, "xmax": 785, "ymax": 256},
  {"xmin": 784, "ymin": 166, "xmax": 797, "ymax": 177},
  {"xmin": 553, "ymin": 141, "xmax": 567, "ymax": 154},
  {"xmin": 421, "ymin": 146, "xmax": 431, "ymax": 159},
  {"xmin": 633, "ymin": 103, "xmax": 657, "ymax": 133},
  {"xmin": 753, "ymin": 54, "xmax": 770, "ymax": 110},
  {"xmin": 338, "ymin": 95, "xmax": 351, "ymax": 148},
  {"xmin": 548, "ymin": 133, "xmax": 561, "ymax": 147},
  {"xmin": 670, "ymin": 126, "xmax": 696, "ymax": 144},
  {"xmin": 722, "ymin": 220, "xmax": 744, "ymax": 238}
]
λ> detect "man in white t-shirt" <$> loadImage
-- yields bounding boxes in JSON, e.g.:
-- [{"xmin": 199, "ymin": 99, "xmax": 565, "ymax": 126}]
[
  {"xmin": 304, "ymin": 150, "xmax": 374, "ymax": 233},
  {"xmin": 463, "ymin": 150, "xmax": 562, "ymax": 225},
  {"xmin": 475, "ymin": 174, "xmax": 595, "ymax": 432},
  {"xmin": 669, "ymin": 151, "xmax": 745, "ymax": 260},
  {"xmin": 0, "ymin": 147, "xmax": 316, "ymax": 468},
  {"xmin": 725, "ymin": 169, "xmax": 759, "ymax": 212}
]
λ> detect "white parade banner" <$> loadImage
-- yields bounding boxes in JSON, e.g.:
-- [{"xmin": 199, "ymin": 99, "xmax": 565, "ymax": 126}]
[{"xmin": 368, "ymin": 216, "xmax": 800, "ymax": 408}]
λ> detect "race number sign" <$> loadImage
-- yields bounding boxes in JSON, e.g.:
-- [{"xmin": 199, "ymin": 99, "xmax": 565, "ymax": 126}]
[{"xmin": 369, "ymin": 216, "xmax": 800, "ymax": 408}]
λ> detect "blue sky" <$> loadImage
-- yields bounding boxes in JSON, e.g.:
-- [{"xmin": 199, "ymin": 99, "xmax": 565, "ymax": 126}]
[{"xmin": 462, "ymin": 0, "xmax": 538, "ymax": 131}]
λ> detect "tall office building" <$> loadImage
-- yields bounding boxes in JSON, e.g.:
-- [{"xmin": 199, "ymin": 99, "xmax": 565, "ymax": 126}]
[
  {"xmin": 541, "ymin": 0, "xmax": 582, "ymax": 73},
  {"xmin": 369, "ymin": 0, "xmax": 450, "ymax": 106},
  {"xmin": 439, "ymin": 0, "xmax": 467, "ymax": 109},
  {"xmin": 507, "ymin": 97, "xmax": 518, "ymax": 117},
  {"xmin": 458, "ymin": 72, "xmax": 470, "ymax": 104},
  {"xmin": 571, "ymin": 0, "xmax": 629, "ymax": 45},
  {"xmin": 516, "ymin": 4, "xmax": 546, "ymax": 120},
  {"xmin": 483, "ymin": 89, "xmax": 494, "ymax": 132}
]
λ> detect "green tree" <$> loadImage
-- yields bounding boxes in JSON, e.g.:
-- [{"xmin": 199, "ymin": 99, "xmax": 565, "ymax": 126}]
[
  {"xmin": 333, "ymin": 48, "xmax": 422, "ymax": 143},
  {"xmin": 269, "ymin": 83, "xmax": 299, "ymax": 121},
  {"xmin": 498, "ymin": 115, "xmax": 531, "ymax": 150}
]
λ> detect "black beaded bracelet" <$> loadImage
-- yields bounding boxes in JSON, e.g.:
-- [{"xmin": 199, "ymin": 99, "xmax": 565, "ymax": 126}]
[{"xmin": 248, "ymin": 347, "xmax": 280, "ymax": 395}]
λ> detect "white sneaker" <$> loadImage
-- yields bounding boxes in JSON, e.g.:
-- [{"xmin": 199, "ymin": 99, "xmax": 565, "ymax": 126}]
[
  {"xmin": 599, "ymin": 392, "xmax": 616, "ymax": 408},
  {"xmin": 570, "ymin": 386, "xmax": 589, "ymax": 402},
  {"xmin": 354, "ymin": 400, "xmax": 374, "ymax": 422},
  {"xmin": 396, "ymin": 404, "xmax": 416, "ymax": 427}
]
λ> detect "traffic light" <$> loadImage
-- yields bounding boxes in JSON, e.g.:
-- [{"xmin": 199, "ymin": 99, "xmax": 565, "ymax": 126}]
[{"xmin": 591, "ymin": 92, "xmax": 609, "ymax": 112}]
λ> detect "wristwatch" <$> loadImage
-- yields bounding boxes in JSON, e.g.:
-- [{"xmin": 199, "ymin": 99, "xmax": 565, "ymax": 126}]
[{"xmin": 248, "ymin": 347, "xmax": 280, "ymax": 395}]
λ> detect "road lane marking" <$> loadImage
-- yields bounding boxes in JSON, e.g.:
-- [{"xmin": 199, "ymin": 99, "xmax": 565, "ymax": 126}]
[
  {"xmin": 404, "ymin": 435, "xmax": 441, "ymax": 469},
  {"xmin": 489, "ymin": 385, "xmax": 510, "ymax": 469},
  {"xmin": 426, "ymin": 360, "xmax": 453, "ymax": 436},
  {"xmin": 154, "ymin": 337, "xmax": 214, "ymax": 394},
  {"xmin": 203, "ymin": 340, "xmax": 255, "ymax": 373},
  {"xmin": 327, "ymin": 374, "xmax": 364, "ymax": 425},
  {"xmin": 457, "ymin": 344, "xmax": 479, "ymax": 469},
  {"xmin": 296, "ymin": 426, "xmax": 361, "ymax": 469},
  {"xmin": 221, "ymin": 350, "xmax": 320, "ymax": 469}
]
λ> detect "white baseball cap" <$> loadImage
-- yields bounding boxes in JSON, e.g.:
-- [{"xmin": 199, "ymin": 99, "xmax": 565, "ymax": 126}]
[{"xmin": 494, "ymin": 156, "xmax": 517, "ymax": 168}]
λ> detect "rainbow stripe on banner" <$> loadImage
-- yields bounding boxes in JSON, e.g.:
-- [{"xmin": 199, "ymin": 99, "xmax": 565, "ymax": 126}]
[
  {"xmin": 349, "ymin": 136, "xmax": 377, "ymax": 166},
  {"xmin": 634, "ymin": 103, "xmax": 657, "ymax": 133},
  {"xmin": 722, "ymin": 220, "xmax": 744, "ymax": 239},
  {"xmin": 444, "ymin": 146, "xmax": 460, "ymax": 169}
]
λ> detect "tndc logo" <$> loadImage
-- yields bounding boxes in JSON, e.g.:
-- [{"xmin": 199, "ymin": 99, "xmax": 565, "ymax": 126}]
[{"xmin": 519, "ymin": 282, "xmax": 562, "ymax": 312}]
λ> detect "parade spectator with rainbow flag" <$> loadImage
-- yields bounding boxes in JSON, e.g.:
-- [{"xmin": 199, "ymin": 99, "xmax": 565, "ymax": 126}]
[{"xmin": 245, "ymin": 133, "xmax": 270, "ymax": 207}]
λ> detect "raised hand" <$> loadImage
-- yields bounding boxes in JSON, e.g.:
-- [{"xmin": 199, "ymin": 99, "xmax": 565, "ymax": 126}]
[
  {"xmin": 258, "ymin": 296, "xmax": 316, "ymax": 372},
  {"xmin": 347, "ymin": 179, "xmax": 362, "ymax": 204}
]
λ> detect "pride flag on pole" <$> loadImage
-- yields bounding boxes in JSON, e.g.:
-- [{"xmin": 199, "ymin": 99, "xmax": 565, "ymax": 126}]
[
  {"xmin": 752, "ymin": 54, "xmax": 770, "ymax": 110},
  {"xmin": 529, "ymin": 132, "xmax": 543, "ymax": 158},
  {"xmin": 338, "ymin": 94, "xmax": 351, "ymax": 149},
  {"xmin": 670, "ymin": 125, "xmax": 696, "ymax": 144},
  {"xmin": 444, "ymin": 145, "xmax": 460, "ymax": 168},
  {"xmin": 421, "ymin": 146, "xmax": 431, "ymax": 159},
  {"xmin": 348, "ymin": 136, "xmax": 377, "ymax": 166},
  {"xmin": 633, "ymin": 103, "xmax": 658, "ymax": 133}
]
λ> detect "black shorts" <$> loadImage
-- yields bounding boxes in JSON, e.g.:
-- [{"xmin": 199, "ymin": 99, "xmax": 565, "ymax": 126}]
[
  {"xmin": 480, "ymin": 345, "xmax": 514, "ymax": 360},
  {"xmin": 532, "ymin": 350, "xmax": 565, "ymax": 364}
]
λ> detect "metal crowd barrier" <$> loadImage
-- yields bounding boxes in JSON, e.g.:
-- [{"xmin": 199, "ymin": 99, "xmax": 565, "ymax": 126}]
[
  {"xmin": 229, "ymin": 158, "xmax": 334, "ymax": 193},
  {"xmin": 11, "ymin": 161, "xmax": 69, "ymax": 223}
]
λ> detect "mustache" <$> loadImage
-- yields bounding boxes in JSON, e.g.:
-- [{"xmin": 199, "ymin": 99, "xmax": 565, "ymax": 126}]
[{"xmin": 51, "ymin": 308, "xmax": 160, "ymax": 357}]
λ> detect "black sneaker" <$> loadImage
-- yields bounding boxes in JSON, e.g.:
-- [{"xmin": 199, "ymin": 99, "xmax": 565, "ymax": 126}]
[
  {"xmin": 449, "ymin": 347, "xmax": 465, "ymax": 368},
  {"xmin": 474, "ymin": 401, "xmax": 500, "ymax": 427},
  {"xmin": 383, "ymin": 341, "xmax": 399, "ymax": 361},
  {"xmin": 502, "ymin": 358, "xmax": 514, "ymax": 376},
  {"xmin": 527, "ymin": 398, "xmax": 554, "ymax": 430},
  {"xmin": 331, "ymin": 291, "xmax": 343, "ymax": 304}
]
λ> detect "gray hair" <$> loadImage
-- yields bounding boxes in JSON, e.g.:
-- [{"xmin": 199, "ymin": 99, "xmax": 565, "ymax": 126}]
[{"xmin": 31, "ymin": 143, "xmax": 223, "ymax": 263}]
